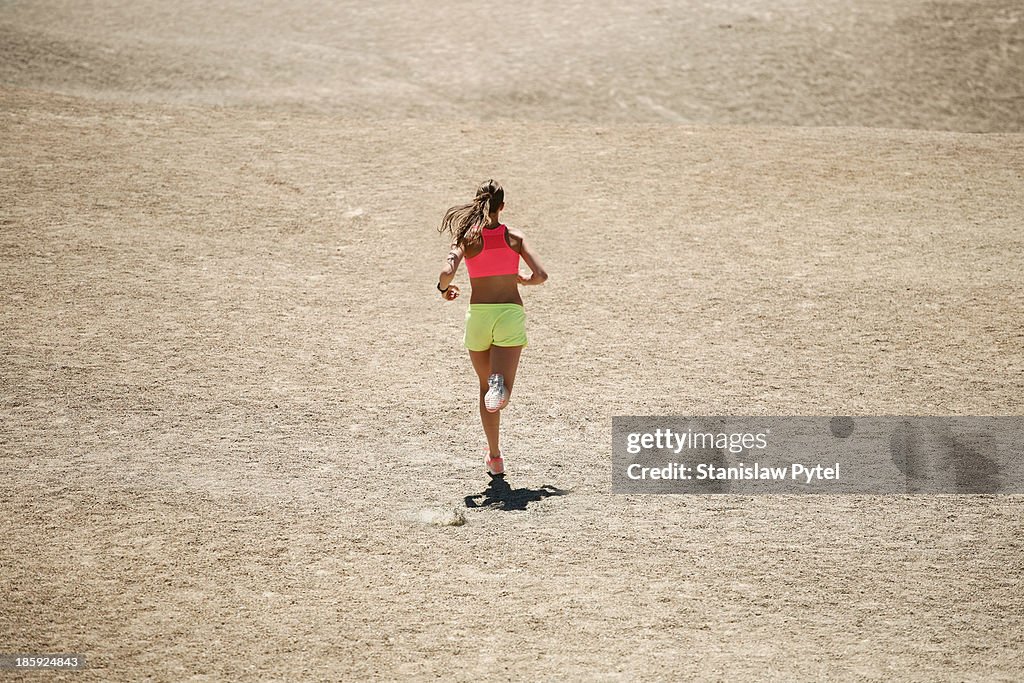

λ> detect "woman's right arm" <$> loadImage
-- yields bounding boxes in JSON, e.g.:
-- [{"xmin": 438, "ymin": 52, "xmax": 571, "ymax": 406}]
[{"xmin": 517, "ymin": 237, "xmax": 548, "ymax": 286}]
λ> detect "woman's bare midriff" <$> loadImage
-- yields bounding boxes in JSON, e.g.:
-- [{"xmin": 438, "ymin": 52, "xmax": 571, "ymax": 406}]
[{"xmin": 469, "ymin": 274, "xmax": 523, "ymax": 305}]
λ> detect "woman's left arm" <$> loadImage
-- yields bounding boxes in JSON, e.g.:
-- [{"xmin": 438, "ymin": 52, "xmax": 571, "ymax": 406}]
[{"xmin": 437, "ymin": 244, "xmax": 463, "ymax": 301}]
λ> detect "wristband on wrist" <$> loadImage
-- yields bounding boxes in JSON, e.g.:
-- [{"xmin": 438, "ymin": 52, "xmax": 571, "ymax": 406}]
[{"xmin": 437, "ymin": 282, "xmax": 450, "ymax": 293}]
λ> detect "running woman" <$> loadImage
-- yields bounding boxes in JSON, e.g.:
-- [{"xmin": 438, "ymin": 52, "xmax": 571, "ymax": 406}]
[{"xmin": 436, "ymin": 180, "xmax": 548, "ymax": 476}]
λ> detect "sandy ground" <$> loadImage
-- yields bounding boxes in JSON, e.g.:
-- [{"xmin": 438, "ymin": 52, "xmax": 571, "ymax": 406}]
[{"xmin": 2, "ymin": 0, "xmax": 1023, "ymax": 680}]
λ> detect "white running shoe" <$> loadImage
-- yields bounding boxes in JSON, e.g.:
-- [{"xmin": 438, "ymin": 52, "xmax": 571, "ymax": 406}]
[{"xmin": 484, "ymin": 373, "xmax": 508, "ymax": 413}]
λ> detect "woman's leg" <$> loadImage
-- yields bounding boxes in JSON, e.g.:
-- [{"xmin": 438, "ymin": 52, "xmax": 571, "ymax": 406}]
[
  {"xmin": 469, "ymin": 349, "xmax": 501, "ymax": 455},
  {"xmin": 489, "ymin": 345, "xmax": 523, "ymax": 407}
]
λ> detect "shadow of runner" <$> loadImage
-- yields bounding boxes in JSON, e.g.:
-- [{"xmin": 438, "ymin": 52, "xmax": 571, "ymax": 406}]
[{"xmin": 464, "ymin": 475, "xmax": 570, "ymax": 511}]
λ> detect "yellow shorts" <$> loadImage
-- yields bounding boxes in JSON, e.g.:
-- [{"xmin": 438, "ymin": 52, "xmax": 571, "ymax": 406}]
[{"xmin": 464, "ymin": 303, "xmax": 528, "ymax": 351}]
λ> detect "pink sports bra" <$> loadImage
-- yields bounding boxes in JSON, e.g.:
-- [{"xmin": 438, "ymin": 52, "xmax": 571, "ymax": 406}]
[{"xmin": 464, "ymin": 225, "xmax": 520, "ymax": 278}]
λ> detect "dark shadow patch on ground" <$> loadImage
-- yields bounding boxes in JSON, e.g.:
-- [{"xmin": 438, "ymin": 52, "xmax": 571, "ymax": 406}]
[{"xmin": 464, "ymin": 475, "xmax": 570, "ymax": 511}]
